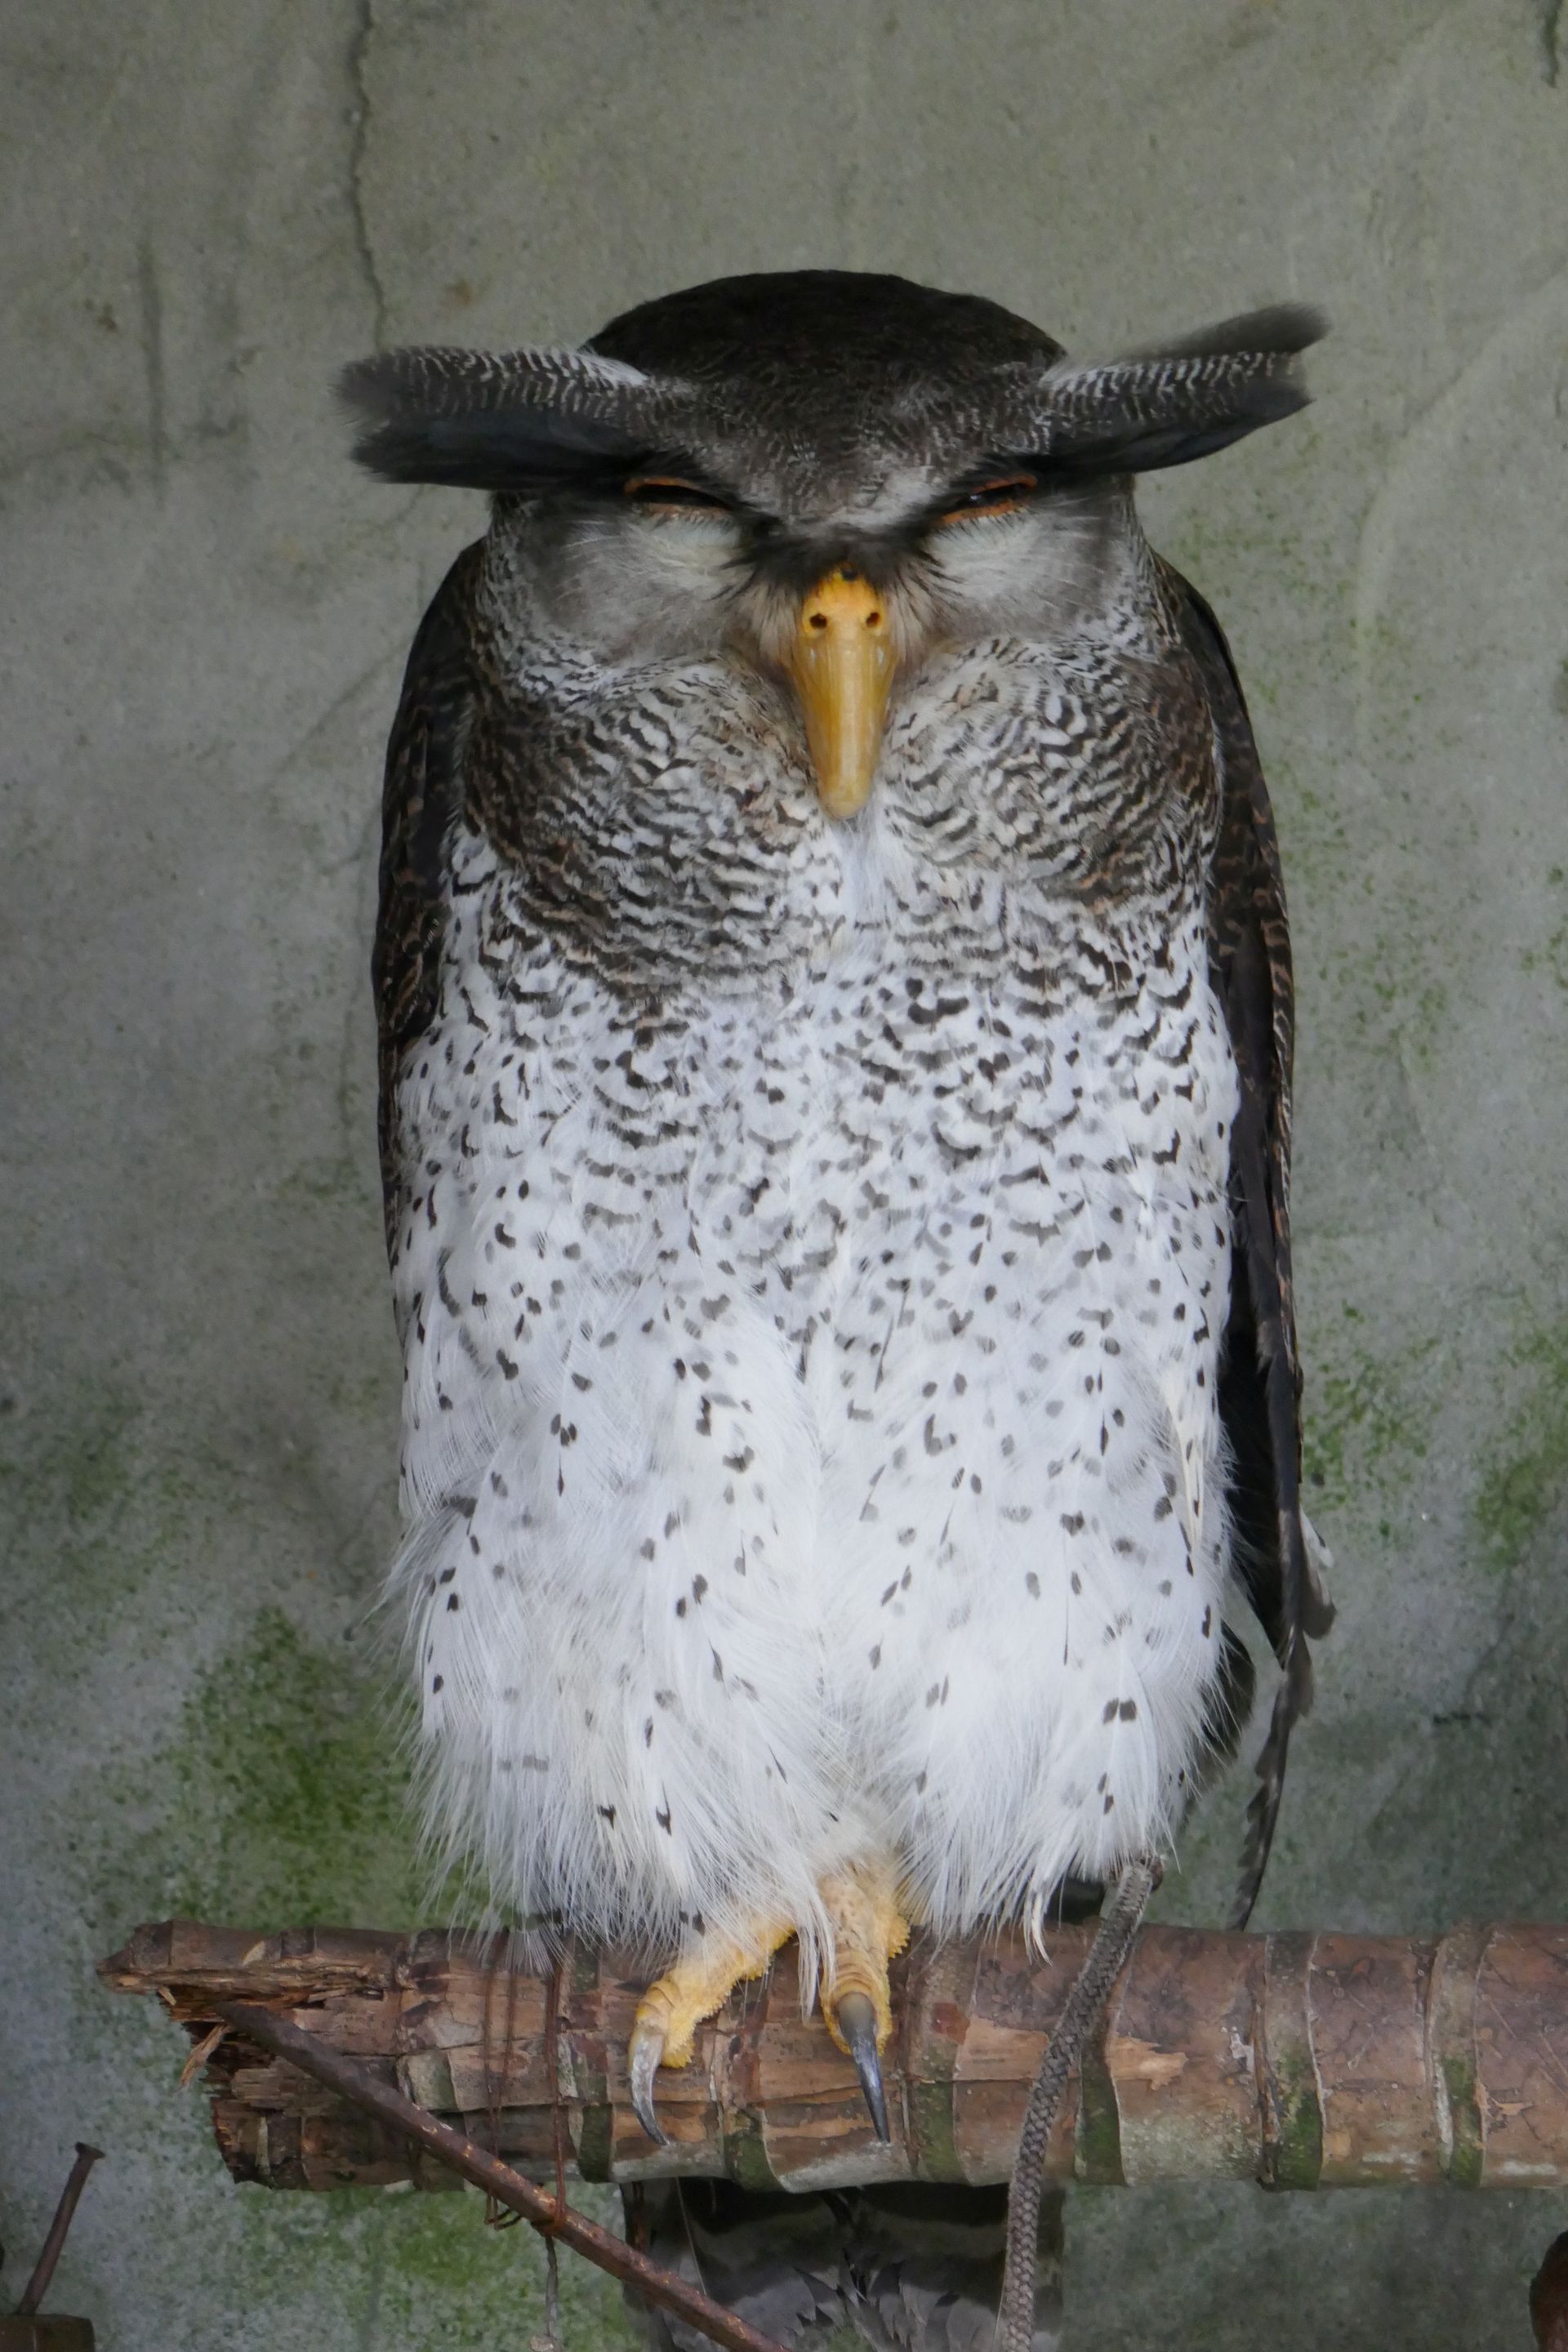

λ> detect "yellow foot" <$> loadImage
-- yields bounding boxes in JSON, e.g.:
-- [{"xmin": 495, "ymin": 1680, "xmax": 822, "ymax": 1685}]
[
  {"xmin": 819, "ymin": 1858, "xmax": 911, "ymax": 2145},
  {"xmin": 626, "ymin": 1862, "xmax": 911, "ymax": 2146},
  {"xmin": 628, "ymin": 1915, "xmax": 791, "ymax": 2145}
]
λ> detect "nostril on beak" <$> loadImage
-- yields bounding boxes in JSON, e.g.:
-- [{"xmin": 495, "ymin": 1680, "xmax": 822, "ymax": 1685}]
[{"xmin": 790, "ymin": 564, "xmax": 894, "ymax": 819}]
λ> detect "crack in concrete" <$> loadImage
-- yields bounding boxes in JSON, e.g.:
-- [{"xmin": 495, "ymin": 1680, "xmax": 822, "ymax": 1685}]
[
  {"xmin": 136, "ymin": 234, "xmax": 168, "ymax": 493},
  {"xmin": 347, "ymin": 0, "xmax": 389, "ymax": 346},
  {"xmin": 1543, "ymin": 0, "xmax": 1562, "ymax": 85}
]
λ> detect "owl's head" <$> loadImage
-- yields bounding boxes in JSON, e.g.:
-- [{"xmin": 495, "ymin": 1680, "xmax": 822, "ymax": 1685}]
[{"xmin": 342, "ymin": 271, "xmax": 1321, "ymax": 818}]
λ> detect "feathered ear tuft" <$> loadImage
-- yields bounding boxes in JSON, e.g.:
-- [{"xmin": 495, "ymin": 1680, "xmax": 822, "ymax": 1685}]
[
  {"xmin": 337, "ymin": 344, "xmax": 691, "ymax": 492},
  {"xmin": 996, "ymin": 304, "xmax": 1327, "ymax": 477},
  {"xmin": 1123, "ymin": 303, "xmax": 1326, "ymax": 366}
]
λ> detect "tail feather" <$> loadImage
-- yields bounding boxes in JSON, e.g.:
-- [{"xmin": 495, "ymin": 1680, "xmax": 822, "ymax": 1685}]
[
  {"xmin": 622, "ymin": 2181, "xmax": 843, "ymax": 2351},
  {"xmin": 621, "ymin": 2181, "xmax": 1063, "ymax": 2352},
  {"xmin": 840, "ymin": 2185, "xmax": 1062, "ymax": 2352}
]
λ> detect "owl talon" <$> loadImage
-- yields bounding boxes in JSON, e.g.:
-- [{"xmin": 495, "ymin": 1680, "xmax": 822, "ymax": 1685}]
[
  {"xmin": 836, "ymin": 1990, "xmax": 890, "ymax": 2142},
  {"xmin": 819, "ymin": 1856, "xmax": 908, "ymax": 2143},
  {"xmin": 628, "ymin": 2021, "xmax": 669, "ymax": 2146},
  {"xmin": 628, "ymin": 1914, "xmax": 792, "ymax": 2148}
]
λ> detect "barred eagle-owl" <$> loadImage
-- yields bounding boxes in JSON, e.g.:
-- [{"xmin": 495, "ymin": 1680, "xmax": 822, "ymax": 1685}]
[{"xmin": 343, "ymin": 270, "xmax": 1331, "ymax": 2347}]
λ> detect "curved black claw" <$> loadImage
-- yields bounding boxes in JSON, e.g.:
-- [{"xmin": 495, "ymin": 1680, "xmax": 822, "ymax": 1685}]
[
  {"xmin": 836, "ymin": 1991, "xmax": 890, "ymax": 2143},
  {"xmin": 627, "ymin": 2022, "xmax": 670, "ymax": 2147}
]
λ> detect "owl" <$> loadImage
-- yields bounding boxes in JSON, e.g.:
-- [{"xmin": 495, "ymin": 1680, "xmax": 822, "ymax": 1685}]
[{"xmin": 343, "ymin": 271, "xmax": 1332, "ymax": 2346}]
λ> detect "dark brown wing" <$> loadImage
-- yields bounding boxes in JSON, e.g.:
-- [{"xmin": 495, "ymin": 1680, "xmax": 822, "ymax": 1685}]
[
  {"xmin": 1162, "ymin": 559, "xmax": 1334, "ymax": 1927},
  {"xmin": 372, "ymin": 540, "xmax": 483, "ymax": 1249}
]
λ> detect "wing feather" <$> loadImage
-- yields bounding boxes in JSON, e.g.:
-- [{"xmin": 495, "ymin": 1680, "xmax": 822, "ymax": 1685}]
[
  {"xmin": 1163, "ymin": 560, "xmax": 1334, "ymax": 1927},
  {"xmin": 372, "ymin": 541, "xmax": 483, "ymax": 1246}
]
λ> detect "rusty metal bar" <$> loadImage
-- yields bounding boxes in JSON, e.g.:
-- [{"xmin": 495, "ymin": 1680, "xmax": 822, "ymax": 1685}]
[
  {"xmin": 11, "ymin": 2144, "xmax": 104, "ymax": 2319},
  {"xmin": 101, "ymin": 1918, "xmax": 1568, "ymax": 2194},
  {"xmin": 209, "ymin": 2000, "xmax": 785, "ymax": 2352}
]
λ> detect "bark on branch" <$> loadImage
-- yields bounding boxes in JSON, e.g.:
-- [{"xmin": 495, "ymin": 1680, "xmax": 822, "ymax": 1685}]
[{"xmin": 100, "ymin": 1918, "xmax": 1568, "ymax": 2194}]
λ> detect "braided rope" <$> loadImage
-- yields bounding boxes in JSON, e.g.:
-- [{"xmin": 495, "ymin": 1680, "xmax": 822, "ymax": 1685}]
[{"xmin": 996, "ymin": 1855, "xmax": 1162, "ymax": 2352}]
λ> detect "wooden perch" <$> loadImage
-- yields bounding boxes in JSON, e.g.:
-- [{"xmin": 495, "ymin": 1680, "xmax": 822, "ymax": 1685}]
[{"xmin": 102, "ymin": 1918, "xmax": 1568, "ymax": 2195}]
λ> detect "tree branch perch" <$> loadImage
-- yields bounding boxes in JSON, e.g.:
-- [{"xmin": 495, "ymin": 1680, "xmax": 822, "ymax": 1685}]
[{"xmin": 101, "ymin": 1918, "xmax": 1568, "ymax": 2195}]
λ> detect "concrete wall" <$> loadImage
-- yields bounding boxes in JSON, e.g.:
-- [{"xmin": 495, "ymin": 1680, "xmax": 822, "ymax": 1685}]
[{"xmin": 3, "ymin": 2, "xmax": 1566, "ymax": 2343}]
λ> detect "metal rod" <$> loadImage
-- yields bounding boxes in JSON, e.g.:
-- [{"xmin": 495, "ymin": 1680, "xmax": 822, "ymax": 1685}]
[
  {"xmin": 15, "ymin": 2142, "xmax": 105, "ymax": 2317},
  {"xmin": 212, "ymin": 2000, "xmax": 785, "ymax": 2352}
]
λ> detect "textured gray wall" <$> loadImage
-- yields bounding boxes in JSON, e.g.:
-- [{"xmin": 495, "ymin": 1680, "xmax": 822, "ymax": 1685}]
[{"xmin": 3, "ymin": 2, "xmax": 1566, "ymax": 2345}]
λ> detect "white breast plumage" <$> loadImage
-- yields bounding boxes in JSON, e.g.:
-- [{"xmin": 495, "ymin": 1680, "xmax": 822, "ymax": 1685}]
[{"xmin": 390, "ymin": 807, "xmax": 1237, "ymax": 1949}]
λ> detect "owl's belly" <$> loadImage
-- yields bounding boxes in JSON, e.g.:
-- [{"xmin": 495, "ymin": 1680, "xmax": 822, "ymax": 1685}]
[
  {"xmin": 783, "ymin": 942, "xmax": 1239, "ymax": 1927},
  {"xmin": 391, "ymin": 903, "xmax": 1237, "ymax": 1932},
  {"xmin": 806, "ymin": 1125, "xmax": 1235, "ymax": 1928}
]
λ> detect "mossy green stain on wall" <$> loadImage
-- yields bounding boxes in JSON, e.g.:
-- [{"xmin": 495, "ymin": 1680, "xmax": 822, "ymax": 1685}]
[
  {"xmin": 1473, "ymin": 1317, "xmax": 1568, "ymax": 1570},
  {"xmin": 223, "ymin": 2180, "xmax": 639, "ymax": 2350},
  {"xmin": 1301, "ymin": 1307, "xmax": 1438, "ymax": 1516},
  {"xmin": 363, "ymin": 2189, "xmax": 635, "ymax": 2345},
  {"xmin": 89, "ymin": 1606, "xmax": 645, "ymax": 2345},
  {"xmin": 0, "ymin": 1381, "xmax": 211, "ymax": 1672},
  {"xmin": 17, "ymin": 1380, "xmax": 633, "ymax": 2339},
  {"xmin": 78, "ymin": 1600, "xmax": 423, "ymax": 1945},
  {"xmin": 150, "ymin": 1604, "xmax": 423, "ymax": 1928}
]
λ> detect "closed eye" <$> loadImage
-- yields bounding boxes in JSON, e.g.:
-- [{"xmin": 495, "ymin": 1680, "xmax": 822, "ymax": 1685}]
[
  {"xmin": 937, "ymin": 472, "xmax": 1038, "ymax": 524},
  {"xmin": 624, "ymin": 473, "xmax": 734, "ymax": 515}
]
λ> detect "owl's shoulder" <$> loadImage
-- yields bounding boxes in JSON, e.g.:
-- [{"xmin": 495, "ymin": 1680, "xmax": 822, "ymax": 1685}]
[{"xmin": 374, "ymin": 540, "xmax": 489, "ymax": 1228}]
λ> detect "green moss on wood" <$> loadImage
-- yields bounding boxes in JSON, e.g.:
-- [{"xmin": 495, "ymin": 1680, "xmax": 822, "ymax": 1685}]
[
  {"xmin": 1267, "ymin": 2051, "xmax": 1323, "ymax": 2192},
  {"xmin": 1440, "ymin": 2054, "xmax": 1485, "ymax": 2189},
  {"xmin": 1076, "ymin": 2042, "xmax": 1125, "ymax": 2187}
]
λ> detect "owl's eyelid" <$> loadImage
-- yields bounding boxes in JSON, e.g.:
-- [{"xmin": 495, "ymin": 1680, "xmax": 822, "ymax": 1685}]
[
  {"xmin": 623, "ymin": 470, "xmax": 745, "ymax": 517},
  {"xmin": 932, "ymin": 469, "xmax": 1040, "ymax": 527}
]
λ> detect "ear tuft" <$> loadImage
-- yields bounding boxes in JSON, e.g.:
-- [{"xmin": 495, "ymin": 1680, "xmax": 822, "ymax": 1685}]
[
  {"xmin": 1123, "ymin": 303, "xmax": 1327, "ymax": 366},
  {"xmin": 337, "ymin": 344, "xmax": 683, "ymax": 492},
  {"xmin": 998, "ymin": 305, "xmax": 1328, "ymax": 477}
]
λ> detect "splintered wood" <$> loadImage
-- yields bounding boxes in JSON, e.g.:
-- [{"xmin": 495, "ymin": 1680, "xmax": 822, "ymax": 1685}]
[{"xmin": 100, "ymin": 1919, "xmax": 1568, "ymax": 2194}]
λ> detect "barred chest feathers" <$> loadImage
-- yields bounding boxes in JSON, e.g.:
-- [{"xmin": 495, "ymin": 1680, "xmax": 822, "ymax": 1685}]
[{"xmin": 389, "ymin": 620, "xmax": 1241, "ymax": 1948}]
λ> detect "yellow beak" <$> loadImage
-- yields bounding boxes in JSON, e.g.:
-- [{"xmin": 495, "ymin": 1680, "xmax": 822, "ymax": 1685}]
[{"xmin": 787, "ymin": 567, "xmax": 894, "ymax": 820}]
